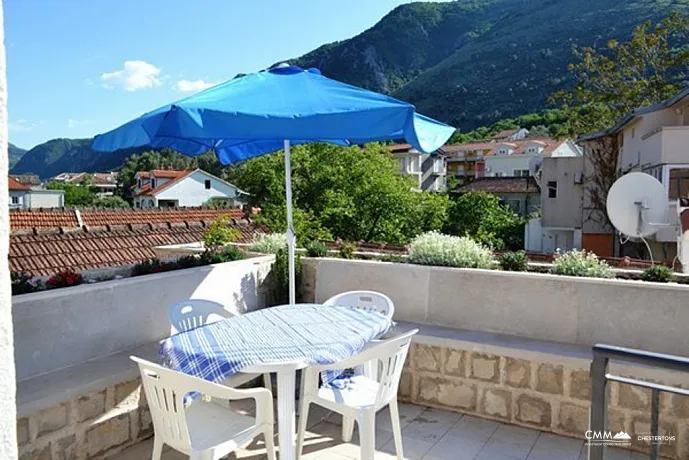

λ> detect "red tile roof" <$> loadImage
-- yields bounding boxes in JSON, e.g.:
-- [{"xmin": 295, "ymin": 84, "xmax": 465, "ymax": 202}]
[
  {"xmin": 8, "ymin": 176, "xmax": 29, "ymax": 191},
  {"xmin": 137, "ymin": 170, "xmax": 194, "ymax": 196},
  {"xmin": 80, "ymin": 208, "xmax": 245, "ymax": 227},
  {"xmin": 444, "ymin": 138, "xmax": 568, "ymax": 157},
  {"xmin": 9, "ymin": 222, "xmax": 265, "ymax": 276},
  {"xmin": 152, "ymin": 169, "xmax": 186, "ymax": 178},
  {"xmin": 10, "ymin": 210, "xmax": 79, "ymax": 230},
  {"xmin": 454, "ymin": 177, "xmax": 540, "ymax": 194},
  {"xmin": 491, "ymin": 129, "xmax": 520, "ymax": 139},
  {"xmin": 387, "ymin": 143, "xmax": 413, "ymax": 153}
]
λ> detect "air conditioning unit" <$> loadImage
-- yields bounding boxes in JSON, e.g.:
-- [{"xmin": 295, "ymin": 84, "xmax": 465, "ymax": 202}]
[{"xmin": 574, "ymin": 172, "xmax": 584, "ymax": 184}]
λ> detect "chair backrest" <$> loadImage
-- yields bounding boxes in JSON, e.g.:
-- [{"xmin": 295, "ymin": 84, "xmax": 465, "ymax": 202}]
[
  {"xmin": 323, "ymin": 290, "xmax": 395, "ymax": 318},
  {"xmin": 168, "ymin": 299, "xmax": 229, "ymax": 333},
  {"xmin": 131, "ymin": 356, "xmax": 192, "ymax": 452},
  {"xmin": 372, "ymin": 329, "xmax": 416, "ymax": 406}
]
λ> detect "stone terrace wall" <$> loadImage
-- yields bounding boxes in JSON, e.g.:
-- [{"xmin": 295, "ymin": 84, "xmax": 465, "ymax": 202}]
[
  {"xmin": 399, "ymin": 341, "xmax": 689, "ymax": 460},
  {"xmin": 18, "ymin": 377, "xmax": 148, "ymax": 460}
]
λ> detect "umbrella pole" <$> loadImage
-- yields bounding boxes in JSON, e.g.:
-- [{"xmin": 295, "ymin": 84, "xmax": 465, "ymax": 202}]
[{"xmin": 284, "ymin": 140, "xmax": 296, "ymax": 305}]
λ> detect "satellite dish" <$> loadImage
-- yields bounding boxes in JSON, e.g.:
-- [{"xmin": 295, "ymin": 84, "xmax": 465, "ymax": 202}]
[{"xmin": 606, "ymin": 172, "xmax": 668, "ymax": 238}]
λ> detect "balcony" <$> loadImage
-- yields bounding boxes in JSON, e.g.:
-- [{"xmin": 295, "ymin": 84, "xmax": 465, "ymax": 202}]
[{"xmin": 14, "ymin": 257, "xmax": 689, "ymax": 460}]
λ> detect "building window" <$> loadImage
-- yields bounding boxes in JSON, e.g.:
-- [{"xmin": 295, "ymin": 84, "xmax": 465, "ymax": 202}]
[
  {"xmin": 547, "ymin": 181, "xmax": 557, "ymax": 198},
  {"xmin": 669, "ymin": 168, "xmax": 689, "ymax": 199},
  {"xmin": 151, "ymin": 179, "xmax": 156, "ymax": 189},
  {"xmin": 137, "ymin": 179, "xmax": 141, "ymax": 189},
  {"xmin": 205, "ymin": 179, "xmax": 211, "ymax": 189},
  {"xmin": 514, "ymin": 169, "xmax": 530, "ymax": 177},
  {"xmin": 505, "ymin": 199, "xmax": 521, "ymax": 214},
  {"xmin": 498, "ymin": 149, "xmax": 508, "ymax": 155},
  {"xmin": 10, "ymin": 196, "xmax": 19, "ymax": 205}
]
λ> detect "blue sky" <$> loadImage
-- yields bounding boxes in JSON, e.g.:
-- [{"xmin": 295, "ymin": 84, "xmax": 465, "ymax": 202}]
[{"xmin": 5, "ymin": 0, "xmax": 421, "ymax": 149}]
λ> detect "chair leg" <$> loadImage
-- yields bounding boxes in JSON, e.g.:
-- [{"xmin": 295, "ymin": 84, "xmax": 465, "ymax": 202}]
[
  {"xmin": 389, "ymin": 399, "xmax": 404, "ymax": 460},
  {"xmin": 296, "ymin": 401, "xmax": 310, "ymax": 460},
  {"xmin": 151, "ymin": 437, "xmax": 163, "ymax": 460},
  {"xmin": 190, "ymin": 450, "xmax": 213, "ymax": 460},
  {"xmin": 358, "ymin": 410, "xmax": 376, "ymax": 460},
  {"xmin": 263, "ymin": 372, "xmax": 272, "ymax": 390},
  {"xmin": 264, "ymin": 428, "xmax": 277, "ymax": 460},
  {"xmin": 342, "ymin": 415, "xmax": 355, "ymax": 442}
]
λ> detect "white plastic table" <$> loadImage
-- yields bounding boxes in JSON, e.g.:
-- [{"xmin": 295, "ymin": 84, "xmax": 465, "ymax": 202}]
[{"xmin": 160, "ymin": 303, "xmax": 391, "ymax": 460}]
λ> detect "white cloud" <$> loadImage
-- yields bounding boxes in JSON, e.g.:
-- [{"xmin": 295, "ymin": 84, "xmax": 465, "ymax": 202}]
[
  {"xmin": 67, "ymin": 118, "xmax": 93, "ymax": 129},
  {"xmin": 8, "ymin": 119, "xmax": 36, "ymax": 132},
  {"xmin": 101, "ymin": 60, "xmax": 162, "ymax": 92},
  {"xmin": 173, "ymin": 79, "xmax": 218, "ymax": 93}
]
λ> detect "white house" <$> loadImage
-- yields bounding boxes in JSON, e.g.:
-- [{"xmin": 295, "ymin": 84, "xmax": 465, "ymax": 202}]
[
  {"xmin": 9, "ymin": 176, "xmax": 64, "ymax": 209},
  {"xmin": 133, "ymin": 169, "xmax": 247, "ymax": 209},
  {"xmin": 483, "ymin": 138, "xmax": 582, "ymax": 178},
  {"xmin": 388, "ymin": 144, "xmax": 446, "ymax": 192},
  {"xmin": 579, "ymin": 85, "xmax": 689, "ymax": 260}
]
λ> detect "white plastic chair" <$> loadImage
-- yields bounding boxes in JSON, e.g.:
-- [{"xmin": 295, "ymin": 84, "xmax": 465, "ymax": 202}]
[
  {"xmin": 168, "ymin": 299, "xmax": 271, "ymax": 390},
  {"xmin": 296, "ymin": 329, "xmax": 418, "ymax": 460},
  {"xmin": 131, "ymin": 356, "xmax": 276, "ymax": 460},
  {"xmin": 168, "ymin": 299, "xmax": 231, "ymax": 334},
  {"xmin": 323, "ymin": 290, "xmax": 395, "ymax": 319}
]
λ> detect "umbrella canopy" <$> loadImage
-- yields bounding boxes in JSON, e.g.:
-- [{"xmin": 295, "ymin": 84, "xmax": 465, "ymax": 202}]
[
  {"xmin": 92, "ymin": 64, "xmax": 454, "ymax": 161},
  {"xmin": 92, "ymin": 64, "xmax": 455, "ymax": 305}
]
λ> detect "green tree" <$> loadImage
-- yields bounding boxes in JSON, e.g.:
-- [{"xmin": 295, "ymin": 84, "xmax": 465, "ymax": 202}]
[
  {"xmin": 551, "ymin": 12, "xmax": 689, "ymax": 136},
  {"xmin": 91, "ymin": 195, "xmax": 130, "ymax": 208},
  {"xmin": 226, "ymin": 143, "xmax": 446, "ymax": 244},
  {"xmin": 443, "ymin": 191, "xmax": 524, "ymax": 250},
  {"xmin": 46, "ymin": 178, "xmax": 98, "ymax": 207}
]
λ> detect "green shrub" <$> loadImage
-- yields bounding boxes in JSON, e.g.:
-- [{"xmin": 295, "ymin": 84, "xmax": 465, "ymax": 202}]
[
  {"xmin": 202, "ymin": 216, "xmax": 241, "ymax": 250},
  {"xmin": 642, "ymin": 265, "xmax": 674, "ymax": 283},
  {"xmin": 499, "ymin": 251, "xmax": 528, "ymax": 271},
  {"xmin": 378, "ymin": 253, "xmax": 407, "ymax": 263},
  {"xmin": 176, "ymin": 254, "xmax": 204, "ymax": 269},
  {"xmin": 408, "ymin": 231, "xmax": 493, "ymax": 269},
  {"xmin": 132, "ymin": 258, "xmax": 174, "ymax": 276},
  {"xmin": 551, "ymin": 249, "xmax": 613, "ymax": 278},
  {"xmin": 272, "ymin": 247, "xmax": 302, "ymax": 305},
  {"xmin": 201, "ymin": 246, "xmax": 246, "ymax": 264},
  {"xmin": 337, "ymin": 241, "xmax": 357, "ymax": 259},
  {"xmin": 249, "ymin": 233, "xmax": 287, "ymax": 254},
  {"xmin": 11, "ymin": 271, "xmax": 44, "ymax": 295},
  {"xmin": 304, "ymin": 240, "xmax": 328, "ymax": 257}
]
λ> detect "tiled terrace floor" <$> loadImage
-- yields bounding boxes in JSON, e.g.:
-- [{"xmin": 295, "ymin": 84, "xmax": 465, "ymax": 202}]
[{"xmin": 114, "ymin": 403, "xmax": 644, "ymax": 460}]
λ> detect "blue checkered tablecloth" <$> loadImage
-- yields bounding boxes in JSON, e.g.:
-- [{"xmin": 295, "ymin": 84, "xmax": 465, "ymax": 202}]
[{"xmin": 159, "ymin": 303, "xmax": 392, "ymax": 389}]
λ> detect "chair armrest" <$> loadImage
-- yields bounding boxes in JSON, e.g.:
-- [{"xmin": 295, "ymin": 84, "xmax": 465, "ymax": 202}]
[
  {"xmin": 309, "ymin": 341, "xmax": 383, "ymax": 372},
  {"xmin": 190, "ymin": 377, "xmax": 274, "ymax": 425}
]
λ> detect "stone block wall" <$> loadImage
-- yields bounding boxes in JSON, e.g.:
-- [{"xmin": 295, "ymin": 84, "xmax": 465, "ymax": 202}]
[
  {"xmin": 399, "ymin": 342, "xmax": 689, "ymax": 460},
  {"xmin": 17, "ymin": 378, "xmax": 150, "ymax": 460}
]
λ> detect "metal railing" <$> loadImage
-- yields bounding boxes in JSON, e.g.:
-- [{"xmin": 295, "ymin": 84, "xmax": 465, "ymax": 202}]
[{"xmin": 589, "ymin": 344, "xmax": 689, "ymax": 460}]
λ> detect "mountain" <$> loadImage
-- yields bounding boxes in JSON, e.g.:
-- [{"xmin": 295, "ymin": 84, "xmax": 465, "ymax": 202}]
[
  {"xmin": 10, "ymin": 138, "xmax": 138, "ymax": 179},
  {"xmin": 8, "ymin": 143, "xmax": 27, "ymax": 169},
  {"xmin": 294, "ymin": 0, "xmax": 689, "ymax": 129}
]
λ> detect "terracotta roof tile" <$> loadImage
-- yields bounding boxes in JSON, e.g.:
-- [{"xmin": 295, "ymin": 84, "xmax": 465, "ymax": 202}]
[
  {"xmin": 10, "ymin": 210, "xmax": 79, "ymax": 230},
  {"xmin": 138, "ymin": 170, "xmax": 194, "ymax": 196},
  {"xmin": 8, "ymin": 176, "xmax": 29, "ymax": 191},
  {"xmin": 455, "ymin": 177, "xmax": 540, "ymax": 194},
  {"xmin": 80, "ymin": 208, "xmax": 244, "ymax": 227},
  {"xmin": 387, "ymin": 143, "xmax": 413, "ymax": 153},
  {"xmin": 9, "ymin": 222, "xmax": 266, "ymax": 276},
  {"xmin": 444, "ymin": 137, "xmax": 568, "ymax": 157}
]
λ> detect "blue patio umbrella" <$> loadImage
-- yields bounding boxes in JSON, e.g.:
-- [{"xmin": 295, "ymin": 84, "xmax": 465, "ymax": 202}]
[{"xmin": 92, "ymin": 64, "xmax": 455, "ymax": 304}]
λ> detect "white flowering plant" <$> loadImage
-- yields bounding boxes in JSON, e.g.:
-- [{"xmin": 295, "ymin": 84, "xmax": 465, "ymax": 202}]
[
  {"xmin": 408, "ymin": 232, "xmax": 494, "ymax": 269},
  {"xmin": 551, "ymin": 249, "xmax": 613, "ymax": 278},
  {"xmin": 248, "ymin": 232, "xmax": 287, "ymax": 254}
]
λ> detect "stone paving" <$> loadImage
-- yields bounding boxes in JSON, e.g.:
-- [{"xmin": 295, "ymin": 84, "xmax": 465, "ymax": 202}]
[{"xmin": 113, "ymin": 402, "xmax": 645, "ymax": 460}]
